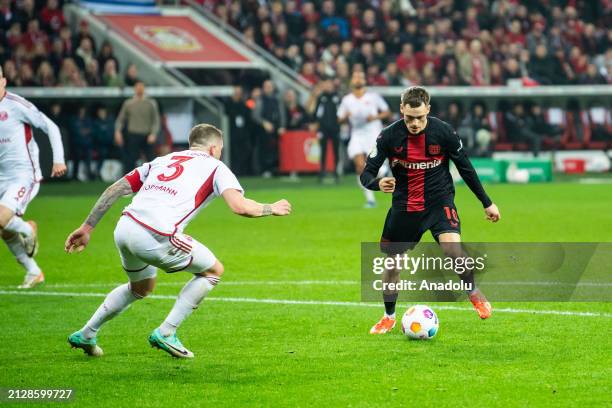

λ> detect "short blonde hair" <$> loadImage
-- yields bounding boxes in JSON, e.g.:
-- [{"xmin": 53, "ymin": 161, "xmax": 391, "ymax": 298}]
[{"xmin": 188, "ymin": 124, "xmax": 223, "ymax": 147}]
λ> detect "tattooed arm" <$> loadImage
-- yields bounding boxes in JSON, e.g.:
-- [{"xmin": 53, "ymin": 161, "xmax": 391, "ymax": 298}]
[
  {"xmin": 64, "ymin": 178, "xmax": 133, "ymax": 253},
  {"xmin": 221, "ymin": 189, "xmax": 291, "ymax": 218}
]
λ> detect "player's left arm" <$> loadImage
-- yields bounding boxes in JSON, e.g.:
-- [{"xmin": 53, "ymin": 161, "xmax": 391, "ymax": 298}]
[
  {"xmin": 445, "ymin": 126, "xmax": 500, "ymax": 222},
  {"xmin": 17, "ymin": 100, "xmax": 67, "ymax": 177},
  {"xmin": 367, "ymin": 94, "xmax": 391, "ymax": 122},
  {"xmin": 360, "ymin": 134, "xmax": 394, "ymax": 191},
  {"xmin": 64, "ymin": 178, "xmax": 134, "ymax": 253}
]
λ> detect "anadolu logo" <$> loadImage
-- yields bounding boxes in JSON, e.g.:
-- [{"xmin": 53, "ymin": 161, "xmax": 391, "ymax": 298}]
[{"xmin": 134, "ymin": 26, "xmax": 203, "ymax": 52}]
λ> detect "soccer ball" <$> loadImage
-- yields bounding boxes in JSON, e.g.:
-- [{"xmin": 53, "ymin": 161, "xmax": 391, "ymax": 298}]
[{"xmin": 401, "ymin": 305, "xmax": 439, "ymax": 340}]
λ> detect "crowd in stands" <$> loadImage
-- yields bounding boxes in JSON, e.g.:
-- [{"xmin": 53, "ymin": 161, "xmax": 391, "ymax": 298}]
[
  {"xmin": 208, "ymin": 0, "xmax": 610, "ymax": 88},
  {"xmin": 0, "ymin": 0, "xmax": 139, "ymax": 88}
]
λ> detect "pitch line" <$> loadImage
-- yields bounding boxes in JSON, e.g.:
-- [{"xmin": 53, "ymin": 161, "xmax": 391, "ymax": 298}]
[{"xmin": 0, "ymin": 290, "xmax": 610, "ymax": 318}]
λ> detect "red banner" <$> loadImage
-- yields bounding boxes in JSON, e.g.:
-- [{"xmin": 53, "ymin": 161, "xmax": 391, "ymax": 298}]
[
  {"xmin": 98, "ymin": 15, "xmax": 251, "ymax": 66},
  {"xmin": 279, "ymin": 131, "xmax": 336, "ymax": 173}
]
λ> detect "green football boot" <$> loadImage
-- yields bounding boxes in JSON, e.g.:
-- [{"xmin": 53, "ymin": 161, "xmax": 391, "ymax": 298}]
[
  {"xmin": 68, "ymin": 331, "xmax": 103, "ymax": 357},
  {"xmin": 148, "ymin": 328, "xmax": 194, "ymax": 359}
]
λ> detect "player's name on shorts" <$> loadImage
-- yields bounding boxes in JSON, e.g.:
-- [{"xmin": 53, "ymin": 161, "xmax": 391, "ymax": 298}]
[
  {"xmin": 372, "ymin": 279, "xmax": 473, "ymax": 292},
  {"xmin": 142, "ymin": 184, "xmax": 178, "ymax": 196}
]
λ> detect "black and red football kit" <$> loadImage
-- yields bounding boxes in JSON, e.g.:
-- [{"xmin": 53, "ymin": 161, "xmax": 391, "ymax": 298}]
[{"xmin": 360, "ymin": 116, "xmax": 492, "ymax": 251}]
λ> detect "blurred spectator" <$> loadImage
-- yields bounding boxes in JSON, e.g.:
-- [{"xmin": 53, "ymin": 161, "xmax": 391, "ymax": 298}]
[
  {"xmin": 440, "ymin": 102, "xmax": 463, "ymax": 131},
  {"xmin": 307, "ymin": 77, "xmax": 341, "ymax": 182},
  {"xmin": 224, "ymin": 86, "xmax": 254, "ymax": 176},
  {"xmin": 504, "ymin": 103, "xmax": 541, "ymax": 156},
  {"xmin": 17, "ymin": 63, "xmax": 35, "ymax": 86},
  {"xmin": 459, "ymin": 39, "xmax": 490, "ymax": 86},
  {"xmin": 115, "ymin": 81, "xmax": 160, "ymax": 172},
  {"xmin": 579, "ymin": 64, "xmax": 607, "ymax": 85},
  {"xmin": 69, "ymin": 106, "xmax": 94, "ymax": 181},
  {"xmin": 36, "ymin": 61, "xmax": 56, "ymax": 87},
  {"xmin": 529, "ymin": 104, "xmax": 563, "ymax": 141},
  {"xmin": 98, "ymin": 41, "xmax": 119, "ymax": 74},
  {"xmin": 284, "ymin": 89, "xmax": 308, "ymax": 130},
  {"xmin": 74, "ymin": 37, "xmax": 95, "ymax": 71},
  {"xmin": 252, "ymin": 80, "xmax": 286, "ymax": 177},
  {"xmin": 84, "ymin": 59, "xmax": 101, "ymax": 86},
  {"xmin": 92, "ymin": 106, "xmax": 115, "ymax": 179},
  {"xmin": 40, "ymin": 0, "xmax": 64, "ymax": 34},
  {"xmin": 124, "ymin": 63, "xmax": 140, "ymax": 87},
  {"xmin": 58, "ymin": 58, "xmax": 86, "ymax": 87},
  {"xmin": 73, "ymin": 20, "xmax": 96, "ymax": 53},
  {"xmin": 102, "ymin": 59, "xmax": 123, "ymax": 87},
  {"xmin": 458, "ymin": 103, "xmax": 493, "ymax": 157},
  {"xmin": 382, "ymin": 62, "xmax": 403, "ymax": 86}
]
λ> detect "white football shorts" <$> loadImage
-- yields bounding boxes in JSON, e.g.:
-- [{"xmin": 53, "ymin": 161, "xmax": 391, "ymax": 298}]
[
  {"xmin": 347, "ymin": 132, "xmax": 378, "ymax": 159},
  {"xmin": 0, "ymin": 178, "xmax": 40, "ymax": 216},
  {"xmin": 113, "ymin": 215, "xmax": 217, "ymax": 282}
]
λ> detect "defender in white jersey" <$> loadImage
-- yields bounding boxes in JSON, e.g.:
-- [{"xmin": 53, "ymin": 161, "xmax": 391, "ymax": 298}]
[
  {"xmin": 65, "ymin": 124, "xmax": 291, "ymax": 358},
  {"xmin": 338, "ymin": 71, "xmax": 390, "ymax": 208},
  {"xmin": 0, "ymin": 67, "xmax": 67, "ymax": 288}
]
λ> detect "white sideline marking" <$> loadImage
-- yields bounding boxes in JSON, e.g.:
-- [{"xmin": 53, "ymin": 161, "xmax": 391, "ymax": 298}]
[
  {"xmin": 0, "ymin": 290, "xmax": 610, "ymax": 318},
  {"xmin": 0, "ymin": 280, "xmax": 609, "ymax": 289}
]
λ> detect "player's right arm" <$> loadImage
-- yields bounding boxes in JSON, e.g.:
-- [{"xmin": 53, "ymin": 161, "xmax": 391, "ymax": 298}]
[
  {"xmin": 222, "ymin": 189, "xmax": 291, "ymax": 217},
  {"xmin": 337, "ymin": 96, "xmax": 350, "ymax": 124},
  {"xmin": 114, "ymin": 100, "xmax": 128, "ymax": 146},
  {"xmin": 360, "ymin": 134, "xmax": 395, "ymax": 192},
  {"xmin": 64, "ymin": 178, "xmax": 134, "ymax": 253}
]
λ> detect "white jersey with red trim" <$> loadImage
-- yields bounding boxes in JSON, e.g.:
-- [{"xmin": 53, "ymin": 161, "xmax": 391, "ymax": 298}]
[
  {"xmin": 337, "ymin": 91, "xmax": 389, "ymax": 139},
  {"xmin": 0, "ymin": 91, "xmax": 65, "ymax": 183},
  {"xmin": 122, "ymin": 149, "xmax": 243, "ymax": 235}
]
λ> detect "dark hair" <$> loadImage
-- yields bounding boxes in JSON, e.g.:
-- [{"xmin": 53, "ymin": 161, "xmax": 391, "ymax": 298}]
[
  {"xmin": 188, "ymin": 123, "xmax": 223, "ymax": 147},
  {"xmin": 401, "ymin": 86, "xmax": 430, "ymax": 108}
]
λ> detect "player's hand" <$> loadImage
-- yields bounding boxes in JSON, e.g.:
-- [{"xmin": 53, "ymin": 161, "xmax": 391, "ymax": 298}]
[
  {"xmin": 114, "ymin": 131, "xmax": 124, "ymax": 147},
  {"xmin": 484, "ymin": 203, "xmax": 501, "ymax": 223},
  {"xmin": 51, "ymin": 163, "xmax": 67, "ymax": 177},
  {"xmin": 367, "ymin": 114, "xmax": 377, "ymax": 122},
  {"xmin": 262, "ymin": 121, "xmax": 274, "ymax": 133},
  {"xmin": 378, "ymin": 177, "xmax": 396, "ymax": 193},
  {"xmin": 64, "ymin": 224, "xmax": 93, "ymax": 253},
  {"xmin": 271, "ymin": 199, "xmax": 292, "ymax": 216},
  {"xmin": 147, "ymin": 134, "xmax": 157, "ymax": 144}
]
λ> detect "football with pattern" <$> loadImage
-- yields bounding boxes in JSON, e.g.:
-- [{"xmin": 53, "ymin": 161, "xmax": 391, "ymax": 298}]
[{"xmin": 401, "ymin": 305, "xmax": 439, "ymax": 340}]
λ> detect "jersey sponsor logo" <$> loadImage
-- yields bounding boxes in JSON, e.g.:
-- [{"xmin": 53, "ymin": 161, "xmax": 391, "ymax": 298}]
[
  {"xmin": 0, "ymin": 111, "xmax": 8, "ymax": 121},
  {"xmin": 142, "ymin": 183, "xmax": 179, "ymax": 196},
  {"xmin": 428, "ymin": 144, "xmax": 441, "ymax": 155},
  {"xmin": 391, "ymin": 158, "xmax": 442, "ymax": 170},
  {"xmin": 0, "ymin": 137, "xmax": 10, "ymax": 144}
]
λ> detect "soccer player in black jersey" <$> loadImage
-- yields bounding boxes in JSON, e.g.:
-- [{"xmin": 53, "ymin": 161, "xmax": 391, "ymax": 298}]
[{"xmin": 360, "ymin": 86, "xmax": 501, "ymax": 334}]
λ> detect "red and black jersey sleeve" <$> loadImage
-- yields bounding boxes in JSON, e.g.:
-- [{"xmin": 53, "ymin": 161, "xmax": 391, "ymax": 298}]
[
  {"xmin": 360, "ymin": 133, "xmax": 389, "ymax": 191},
  {"xmin": 443, "ymin": 124, "xmax": 493, "ymax": 208}
]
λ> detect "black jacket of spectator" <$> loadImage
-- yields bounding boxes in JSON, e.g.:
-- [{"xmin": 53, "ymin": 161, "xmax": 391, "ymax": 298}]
[
  {"xmin": 313, "ymin": 91, "xmax": 341, "ymax": 133},
  {"xmin": 225, "ymin": 97, "xmax": 254, "ymax": 175}
]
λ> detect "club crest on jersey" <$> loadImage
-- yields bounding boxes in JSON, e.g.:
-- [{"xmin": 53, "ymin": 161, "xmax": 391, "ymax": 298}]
[
  {"xmin": 428, "ymin": 144, "xmax": 441, "ymax": 155},
  {"xmin": 0, "ymin": 111, "xmax": 8, "ymax": 121},
  {"xmin": 393, "ymin": 146, "xmax": 403, "ymax": 153}
]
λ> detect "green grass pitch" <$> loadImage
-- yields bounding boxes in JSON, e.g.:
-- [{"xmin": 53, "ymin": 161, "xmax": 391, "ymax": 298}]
[{"xmin": 1, "ymin": 177, "xmax": 611, "ymax": 407}]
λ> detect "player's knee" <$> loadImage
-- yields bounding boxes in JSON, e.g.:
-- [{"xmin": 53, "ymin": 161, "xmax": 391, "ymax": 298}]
[
  {"xmin": 200, "ymin": 260, "xmax": 224, "ymax": 278},
  {"xmin": 439, "ymin": 242, "xmax": 463, "ymax": 259},
  {"xmin": 0, "ymin": 206, "xmax": 14, "ymax": 229},
  {"xmin": 130, "ymin": 278, "xmax": 156, "ymax": 298}
]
